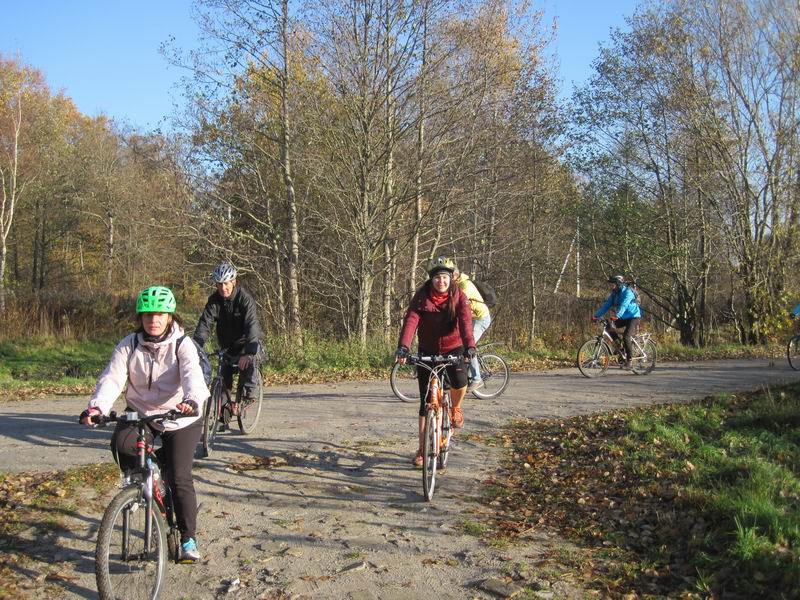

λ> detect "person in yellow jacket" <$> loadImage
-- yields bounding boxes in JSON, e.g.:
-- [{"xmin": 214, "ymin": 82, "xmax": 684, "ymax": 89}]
[{"xmin": 453, "ymin": 263, "xmax": 491, "ymax": 390}]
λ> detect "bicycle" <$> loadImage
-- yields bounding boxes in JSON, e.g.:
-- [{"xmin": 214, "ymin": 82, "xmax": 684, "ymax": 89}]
[
  {"xmin": 198, "ymin": 349, "xmax": 264, "ymax": 458},
  {"xmin": 401, "ymin": 353, "xmax": 462, "ymax": 501},
  {"xmin": 577, "ymin": 319, "xmax": 657, "ymax": 378},
  {"xmin": 390, "ymin": 343, "xmax": 509, "ymax": 402},
  {"xmin": 788, "ymin": 333, "xmax": 800, "ymax": 370},
  {"xmin": 86, "ymin": 410, "xmax": 194, "ymax": 600}
]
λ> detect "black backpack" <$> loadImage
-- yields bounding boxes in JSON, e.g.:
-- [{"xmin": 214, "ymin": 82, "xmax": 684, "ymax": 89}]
[
  {"xmin": 473, "ymin": 280, "xmax": 498, "ymax": 308},
  {"xmin": 129, "ymin": 334, "xmax": 212, "ymax": 387}
]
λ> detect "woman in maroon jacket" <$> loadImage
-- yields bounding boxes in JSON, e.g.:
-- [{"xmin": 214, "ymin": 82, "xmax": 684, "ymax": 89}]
[{"xmin": 395, "ymin": 257, "xmax": 476, "ymax": 467}]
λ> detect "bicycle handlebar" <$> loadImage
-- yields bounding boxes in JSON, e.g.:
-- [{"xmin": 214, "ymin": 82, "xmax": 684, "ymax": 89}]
[
  {"xmin": 80, "ymin": 409, "xmax": 198, "ymax": 427},
  {"xmin": 407, "ymin": 353, "xmax": 464, "ymax": 365}
]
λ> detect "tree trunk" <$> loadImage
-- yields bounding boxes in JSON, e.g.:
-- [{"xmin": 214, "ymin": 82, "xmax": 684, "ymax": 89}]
[{"xmin": 280, "ymin": 0, "xmax": 303, "ymax": 346}]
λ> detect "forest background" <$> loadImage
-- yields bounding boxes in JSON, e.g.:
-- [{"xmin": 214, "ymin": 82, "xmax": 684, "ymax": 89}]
[{"xmin": 1, "ymin": 0, "xmax": 799, "ymax": 382}]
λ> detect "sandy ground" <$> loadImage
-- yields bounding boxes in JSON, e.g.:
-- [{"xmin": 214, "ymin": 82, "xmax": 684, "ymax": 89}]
[{"xmin": 2, "ymin": 358, "xmax": 797, "ymax": 599}]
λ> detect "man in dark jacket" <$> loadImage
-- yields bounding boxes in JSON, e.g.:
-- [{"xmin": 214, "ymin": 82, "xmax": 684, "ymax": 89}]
[{"xmin": 194, "ymin": 262, "xmax": 263, "ymax": 400}]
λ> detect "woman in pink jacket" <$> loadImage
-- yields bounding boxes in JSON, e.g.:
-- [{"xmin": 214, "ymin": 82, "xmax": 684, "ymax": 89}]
[{"xmin": 80, "ymin": 286, "xmax": 209, "ymax": 563}]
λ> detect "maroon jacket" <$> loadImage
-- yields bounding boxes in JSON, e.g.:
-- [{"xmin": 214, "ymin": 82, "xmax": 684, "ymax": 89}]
[{"xmin": 398, "ymin": 284, "xmax": 475, "ymax": 354}]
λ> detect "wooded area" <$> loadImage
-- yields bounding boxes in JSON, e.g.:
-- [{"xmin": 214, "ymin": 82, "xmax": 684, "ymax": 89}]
[{"xmin": 1, "ymin": 0, "xmax": 798, "ymax": 348}]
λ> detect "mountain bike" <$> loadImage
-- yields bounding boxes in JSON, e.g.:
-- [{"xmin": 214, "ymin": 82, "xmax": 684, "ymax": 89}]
[
  {"xmin": 86, "ymin": 410, "xmax": 194, "ymax": 600},
  {"xmin": 577, "ymin": 319, "xmax": 657, "ymax": 378},
  {"xmin": 787, "ymin": 332, "xmax": 800, "ymax": 370},
  {"xmin": 391, "ymin": 343, "xmax": 509, "ymax": 401},
  {"xmin": 402, "ymin": 353, "xmax": 462, "ymax": 501},
  {"xmin": 198, "ymin": 349, "xmax": 264, "ymax": 458}
]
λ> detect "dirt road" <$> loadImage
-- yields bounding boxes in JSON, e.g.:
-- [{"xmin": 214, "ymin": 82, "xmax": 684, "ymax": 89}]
[{"xmin": 2, "ymin": 359, "xmax": 797, "ymax": 599}]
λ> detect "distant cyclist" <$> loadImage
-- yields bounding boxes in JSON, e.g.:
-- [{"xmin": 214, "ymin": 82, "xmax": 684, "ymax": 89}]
[
  {"xmin": 453, "ymin": 264, "xmax": 491, "ymax": 390},
  {"xmin": 395, "ymin": 256, "xmax": 476, "ymax": 467},
  {"xmin": 592, "ymin": 275, "xmax": 641, "ymax": 369},
  {"xmin": 193, "ymin": 263, "xmax": 263, "ymax": 417}
]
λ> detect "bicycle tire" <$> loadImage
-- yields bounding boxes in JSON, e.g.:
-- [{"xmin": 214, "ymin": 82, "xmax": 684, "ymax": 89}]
[
  {"xmin": 237, "ymin": 371, "xmax": 263, "ymax": 434},
  {"xmin": 96, "ymin": 486, "xmax": 168, "ymax": 600},
  {"xmin": 632, "ymin": 339, "xmax": 657, "ymax": 375},
  {"xmin": 390, "ymin": 361, "xmax": 418, "ymax": 402},
  {"xmin": 422, "ymin": 407, "xmax": 438, "ymax": 501},
  {"xmin": 788, "ymin": 336, "xmax": 800, "ymax": 371},
  {"xmin": 439, "ymin": 393, "xmax": 453, "ymax": 470},
  {"xmin": 199, "ymin": 379, "xmax": 222, "ymax": 458},
  {"xmin": 577, "ymin": 339, "xmax": 611, "ymax": 378},
  {"xmin": 471, "ymin": 354, "xmax": 510, "ymax": 399}
]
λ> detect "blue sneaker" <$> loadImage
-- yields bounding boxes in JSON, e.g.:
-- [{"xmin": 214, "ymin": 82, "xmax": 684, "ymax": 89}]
[{"xmin": 179, "ymin": 538, "xmax": 200, "ymax": 563}]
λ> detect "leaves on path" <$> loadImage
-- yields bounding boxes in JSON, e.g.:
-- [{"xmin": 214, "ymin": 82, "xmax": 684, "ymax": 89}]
[
  {"xmin": 0, "ymin": 463, "xmax": 117, "ymax": 598},
  {"xmin": 484, "ymin": 392, "xmax": 800, "ymax": 598}
]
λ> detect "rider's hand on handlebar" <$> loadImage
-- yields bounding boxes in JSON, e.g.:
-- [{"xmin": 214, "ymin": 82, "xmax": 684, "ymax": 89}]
[
  {"xmin": 80, "ymin": 407, "xmax": 102, "ymax": 426},
  {"xmin": 591, "ymin": 316, "xmax": 598, "ymax": 322},
  {"xmin": 464, "ymin": 347, "xmax": 477, "ymax": 362},
  {"xmin": 176, "ymin": 400, "xmax": 199, "ymax": 416},
  {"xmin": 238, "ymin": 354, "xmax": 253, "ymax": 371},
  {"xmin": 395, "ymin": 346, "xmax": 409, "ymax": 365}
]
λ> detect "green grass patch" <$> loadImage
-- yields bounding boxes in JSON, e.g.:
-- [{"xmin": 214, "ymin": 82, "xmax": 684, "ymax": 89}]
[
  {"xmin": 0, "ymin": 338, "xmax": 115, "ymax": 399},
  {"xmin": 488, "ymin": 386, "xmax": 800, "ymax": 598}
]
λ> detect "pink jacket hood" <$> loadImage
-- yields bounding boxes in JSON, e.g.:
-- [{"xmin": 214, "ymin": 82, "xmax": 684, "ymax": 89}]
[{"xmin": 88, "ymin": 324, "xmax": 209, "ymax": 431}]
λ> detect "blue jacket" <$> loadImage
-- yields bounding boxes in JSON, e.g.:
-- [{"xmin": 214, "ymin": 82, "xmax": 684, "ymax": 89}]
[
  {"xmin": 594, "ymin": 285, "xmax": 642, "ymax": 320},
  {"xmin": 793, "ymin": 303, "xmax": 800, "ymax": 318}
]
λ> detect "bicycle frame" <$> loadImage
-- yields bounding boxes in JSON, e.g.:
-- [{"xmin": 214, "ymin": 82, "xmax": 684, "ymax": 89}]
[{"xmin": 599, "ymin": 320, "xmax": 650, "ymax": 359}]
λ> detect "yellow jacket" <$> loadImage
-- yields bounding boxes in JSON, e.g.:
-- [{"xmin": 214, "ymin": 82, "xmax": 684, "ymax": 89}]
[{"xmin": 457, "ymin": 274, "xmax": 490, "ymax": 320}]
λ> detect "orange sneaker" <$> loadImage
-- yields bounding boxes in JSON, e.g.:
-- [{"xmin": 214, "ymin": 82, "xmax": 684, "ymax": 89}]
[
  {"xmin": 412, "ymin": 449, "xmax": 424, "ymax": 468},
  {"xmin": 451, "ymin": 407, "xmax": 464, "ymax": 428}
]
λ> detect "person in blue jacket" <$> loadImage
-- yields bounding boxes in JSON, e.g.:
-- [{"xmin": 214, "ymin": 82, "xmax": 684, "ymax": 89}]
[
  {"xmin": 592, "ymin": 275, "xmax": 642, "ymax": 369},
  {"xmin": 792, "ymin": 303, "xmax": 800, "ymax": 319}
]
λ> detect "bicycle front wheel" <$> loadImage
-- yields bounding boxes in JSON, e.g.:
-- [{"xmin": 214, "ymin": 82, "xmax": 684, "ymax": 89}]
[
  {"xmin": 788, "ymin": 336, "xmax": 800, "ymax": 371},
  {"xmin": 390, "ymin": 362, "xmax": 418, "ymax": 402},
  {"xmin": 577, "ymin": 339, "xmax": 611, "ymax": 378},
  {"xmin": 96, "ymin": 486, "xmax": 168, "ymax": 600},
  {"xmin": 471, "ymin": 354, "xmax": 510, "ymax": 399},
  {"xmin": 439, "ymin": 395, "xmax": 453, "ymax": 470},
  {"xmin": 422, "ymin": 408, "xmax": 439, "ymax": 501},
  {"xmin": 237, "ymin": 372, "xmax": 263, "ymax": 434},
  {"xmin": 631, "ymin": 340, "xmax": 657, "ymax": 375},
  {"xmin": 199, "ymin": 380, "xmax": 222, "ymax": 458}
]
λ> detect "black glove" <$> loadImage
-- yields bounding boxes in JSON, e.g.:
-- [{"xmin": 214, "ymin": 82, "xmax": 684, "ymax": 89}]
[
  {"xmin": 395, "ymin": 346, "xmax": 409, "ymax": 360},
  {"xmin": 178, "ymin": 400, "xmax": 199, "ymax": 415},
  {"xmin": 465, "ymin": 347, "xmax": 477, "ymax": 360}
]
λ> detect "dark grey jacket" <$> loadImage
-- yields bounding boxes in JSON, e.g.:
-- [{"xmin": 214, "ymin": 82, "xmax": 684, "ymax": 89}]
[{"xmin": 193, "ymin": 285, "xmax": 263, "ymax": 355}]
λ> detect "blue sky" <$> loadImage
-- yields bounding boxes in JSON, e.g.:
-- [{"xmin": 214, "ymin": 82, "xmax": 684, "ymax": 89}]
[{"xmin": 0, "ymin": 0, "xmax": 638, "ymax": 130}]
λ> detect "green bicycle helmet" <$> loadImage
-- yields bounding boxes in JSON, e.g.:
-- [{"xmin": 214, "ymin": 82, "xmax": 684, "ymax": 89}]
[
  {"xmin": 428, "ymin": 256, "xmax": 457, "ymax": 277},
  {"xmin": 136, "ymin": 286, "xmax": 177, "ymax": 314}
]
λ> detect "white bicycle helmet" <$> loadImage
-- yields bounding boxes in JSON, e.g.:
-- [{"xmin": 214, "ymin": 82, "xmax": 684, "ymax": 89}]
[{"xmin": 212, "ymin": 262, "xmax": 237, "ymax": 283}]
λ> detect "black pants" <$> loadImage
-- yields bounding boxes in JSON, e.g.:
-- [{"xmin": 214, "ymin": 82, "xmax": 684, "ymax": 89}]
[
  {"xmin": 607, "ymin": 317, "xmax": 640, "ymax": 361},
  {"xmin": 222, "ymin": 351, "xmax": 259, "ymax": 397},
  {"xmin": 111, "ymin": 419, "xmax": 203, "ymax": 541},
  {"xmin": 416, "ymin": 361, "xmax": 468, "ymax": 417}
]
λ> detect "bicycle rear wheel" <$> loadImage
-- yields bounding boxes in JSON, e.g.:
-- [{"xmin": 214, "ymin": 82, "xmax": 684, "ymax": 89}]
[
  {"xmin": 422, "ymin": 407, "xmax": 439, "ymax": 501},
  {"xmin": 390, "ymin": 362, "xmax": 418, "ymax": 402},
  {"xmin": 237, "ymin": 372, "xmax": 263, "ymax": 434},
  {"xmin": 631, "ymin": 340, "xmax": 657, "ymax": 375},
  {"xmin": 788, "ymin": 336, "xmax": 800, "ymax": 371},
  {"xmin": 471, "ymin": 354, "xmax": 509, "ymax": 399},
  {"xmin": 577, "ymin": 339, "xmax": 611, "ymax": 378},
  {"xmin": 96, "ymin": 486, "xmax": 168, "ymax": 600},
  {"xmin": 199, "ymin": 380, "xmax": 222, "ymax": 458}
]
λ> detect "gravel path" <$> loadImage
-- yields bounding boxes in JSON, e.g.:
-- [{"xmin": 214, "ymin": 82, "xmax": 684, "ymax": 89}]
[{"xmin": 2, "ymin": 359, "xmax": 797, "ymax": 599}]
